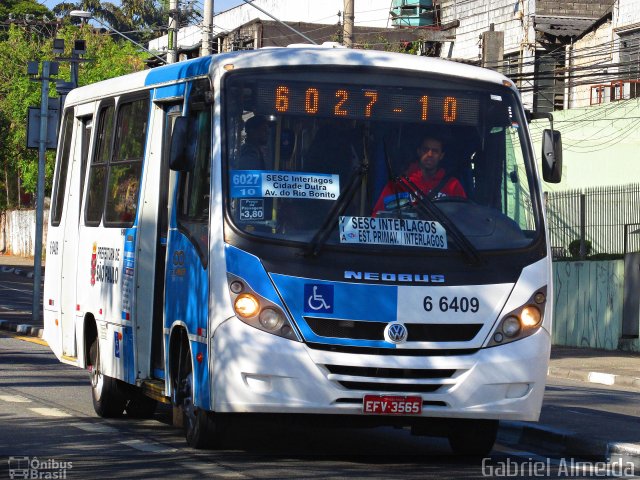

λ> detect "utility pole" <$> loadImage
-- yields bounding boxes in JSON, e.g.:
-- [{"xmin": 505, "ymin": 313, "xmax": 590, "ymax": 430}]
[
  {"xmin": 27, "ymin": 60, "xmax": 58, "ymax": 325},
  {"xmin": 202, "ymin": 0, "xmax": 213, "ymax": 56},
  {"xmin": 168, "ymin": 0, "xmax": 178, "ymax": 63},
  {"xmin": 343, "ymin": 0, "xmax": 354, "ymax": 48},
  {"xmin": 481, "ymin": 23, "xmax": 504, "ymax": 72}
]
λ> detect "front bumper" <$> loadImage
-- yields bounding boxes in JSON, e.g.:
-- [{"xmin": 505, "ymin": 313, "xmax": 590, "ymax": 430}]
[{"xmin": 212, "ymin": 318, "xmax": 550, "ymax": 422}]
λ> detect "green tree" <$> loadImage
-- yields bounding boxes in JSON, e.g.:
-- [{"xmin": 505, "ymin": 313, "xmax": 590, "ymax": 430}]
[
  {"xmin": 0, "ymin": 24, "xmax": 146, "ymax": 209},
  {"xmin": 0, "ymin": 0, "xmax": 50, "ymax": 22},
  {"xmin": 53, "ymin": 0, "xmax": 168, "ymax": 43}
]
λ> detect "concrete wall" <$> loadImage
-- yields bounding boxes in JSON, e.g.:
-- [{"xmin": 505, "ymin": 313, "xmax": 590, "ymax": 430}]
[
  {"xmin": 536, "ymin": 0, "xmax": 611, "ymax": 18},
  {"xmin": 438, "ymin": 0, "xmax": 537, "ymax": 108},
  {"xmin": 531, "ymin": 97, "xmax": 640, "ymax": 192},
  {"xmin": 0, "ymin": 209, "xmax": 47, "ymax": 257},
  {"xmin": 568, "ymin": 21, "xmax": 615, "ymax": 108},
  {"xmin": 616, "ymin": 0, "xmax": 640, "ymax": 28},
  {"xmin": 551, "ymin": 260, "xmax": 638, "ymax": 351}
]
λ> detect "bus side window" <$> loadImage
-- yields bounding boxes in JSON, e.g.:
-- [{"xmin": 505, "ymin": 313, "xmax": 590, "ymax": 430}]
[
  {"xmin": 104, "ymin": 97, "xmax": 149, "ymax": 226},
  {"xmin": 176, "ymin": 85, "xmax": 211, "ymax": 266},
  {"xmin": 51, "ymin": 110, "xmax": 74, "ymax": 227},
  {"xmin": 85, "ymin": 103, "xmax": 114, "ymax": 226}
]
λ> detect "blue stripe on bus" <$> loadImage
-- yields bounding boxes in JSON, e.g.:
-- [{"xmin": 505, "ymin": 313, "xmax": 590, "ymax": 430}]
[
  {"xmin": 144, "ymin": 56, "xmax": 212, "ymax": 86},
  {"xmin": 153, "ymin": 83, "xmax": 186, "ymax": 100},
  {"xmin": 123, "ymin": 325, "xmax": 135, "ymax": 384},
  {"xmin": 270, "ymin": 274, "xmax": 398, "ymax": 348},
  {"xmin": 224, "ymin": 245, "xmax": 398, "ymax": 348},
  {"xmin": 190, "ymin": 340, "xmax": 210, "ymax": 409},
  {"xmin": 224, "ymin": 245, "xmax": 284, "ymax": 303},
  {"xmin": 165, "ymin": 231, "xmax": 210, "ymax": 407}
]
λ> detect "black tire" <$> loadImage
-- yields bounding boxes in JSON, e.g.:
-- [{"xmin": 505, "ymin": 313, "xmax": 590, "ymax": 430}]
[
  {"xmin": 89, "ymin": 337, "xmax": 126, "ymax": 418},
  {"xmin": 175, "ymin": 346, "xmax": 221, "ymax": 449},
  {"xmin": 447, "ymin": 419, "xmax": 498, "ymax": 456},
  {"xmin": 125, "ymin": 390, "xmax": 157, "ymax": 419}
]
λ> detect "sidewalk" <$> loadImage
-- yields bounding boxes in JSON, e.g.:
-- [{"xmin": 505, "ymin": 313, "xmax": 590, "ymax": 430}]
[
  {"xmin": 1, "ymin": 252, "xmax": 639, "ymax": 463},
  {"xmin": 0, "ymin": 252, "xmax": 43, "ymax": 277},
  {"xmin": 500, "ymin": 346, "xmax": 640, "ymax": 466}
]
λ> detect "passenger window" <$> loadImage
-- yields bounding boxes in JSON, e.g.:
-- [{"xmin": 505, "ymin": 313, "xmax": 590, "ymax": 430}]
[
  {"xmin": 104, "ymin": 98, "xmax": 149, "ymax": 226},
  {"xmin": 84, "ymin": 98, "xmax": 149, "ymax": 227},
  {"xmin": 85, "ymin": 103, "xmax": 114, "ymax": 226},
  {"xmin": 176, "ymin": 81, "xmax": 212, "ymax": 264},
  {"xmin": 51, "ymin": 110, "xmax": 74, "ymax": 226}
]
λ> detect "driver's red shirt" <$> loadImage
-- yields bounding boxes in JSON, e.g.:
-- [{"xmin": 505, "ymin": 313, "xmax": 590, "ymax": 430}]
[{"xmin": 372, "ymin": 168, "xmax": 466, "ymax": 215}]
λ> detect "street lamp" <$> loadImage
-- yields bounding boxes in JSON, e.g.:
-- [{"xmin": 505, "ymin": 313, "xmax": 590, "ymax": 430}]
[{"xmin": 69, "ymin": 10, "xmax": 167, "ymax": 65}]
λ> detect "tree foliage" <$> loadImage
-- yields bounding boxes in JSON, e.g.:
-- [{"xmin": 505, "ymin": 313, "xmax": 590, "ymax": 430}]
[
  {"xmin": 53, "ymin": 0, "xmax": 169, "ymax": 43},
  {"xmin": 0, "ymin": 0, "xmax": 50, "ymax": 22},
  {"xmin": 0, "ymin": 24, "xmax": 147, "ymax": 209}
]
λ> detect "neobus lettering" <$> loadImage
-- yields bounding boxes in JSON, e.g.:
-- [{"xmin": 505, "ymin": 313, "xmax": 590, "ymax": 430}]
[{"xmin": 345, "ymin": 271, "xmax": 445, "ymax": 283}]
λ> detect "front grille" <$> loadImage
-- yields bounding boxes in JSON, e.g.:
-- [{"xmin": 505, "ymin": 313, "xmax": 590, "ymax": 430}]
[
  {"xmin": 325, "ymin": 365, "xmax": 456, "ymax": 379},
  {"xmin": 304, "ymin": 317, "xmax": 482, "ymax": 342},
  {"xmin": 306, "ymin": 342, "xmax": 480, "ymax": 356},
  {"xmin": 305, "ymin": 317, "xmax": 385, "ymax": 340},
  {"xmin": 338, "ymin": 381, "xmax": 441, "ymax": 393}
]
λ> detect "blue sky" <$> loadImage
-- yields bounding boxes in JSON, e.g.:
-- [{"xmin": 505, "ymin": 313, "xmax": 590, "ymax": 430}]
[{"xmin": 40, "ymin": 1, "xmax": 246, "ymax": 15}]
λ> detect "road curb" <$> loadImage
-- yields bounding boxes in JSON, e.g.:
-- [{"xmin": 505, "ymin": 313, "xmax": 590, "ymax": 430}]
[
  {"xmin": 500, "ymin": 421, "xmax": 640, "ymax": 467},
  {"xmin": 0, "ymin": 265, "xmax": 41, "ymax": 278},
  {"xmin": 0, "ymin": 319, "xmax": 43, "ymax": 338},
  {"xmin": 548, "ymin": 366, "xmax": 640, "ymax": 390}
]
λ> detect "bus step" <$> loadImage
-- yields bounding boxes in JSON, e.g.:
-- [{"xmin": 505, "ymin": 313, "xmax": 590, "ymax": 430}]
[{"xmin": 141, "ymin": 379, "xmax": 170, "ymax": 404}]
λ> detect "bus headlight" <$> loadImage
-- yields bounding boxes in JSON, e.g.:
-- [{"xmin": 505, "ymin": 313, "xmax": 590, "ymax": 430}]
[
  {"xmin": 502, "ymin": 316, "xmax": 521, "ymax": 337},
  {"xmin": 487, "ymin": 287, "xmax": 547, "ymax": 347},
  {"xmin": 234, "ymin": 294, "xmax": 260, "ymax": 318},
  {"xmin": 259, "ymin": 308, "xmax": 284, "ymax": 331},
  {"xmin": 521, "ymin": 306, "xmax": 541, "ymax": 327},
  {"xmin": 227, "ymin": 274, "xmax": 300, "ymax": 342}
]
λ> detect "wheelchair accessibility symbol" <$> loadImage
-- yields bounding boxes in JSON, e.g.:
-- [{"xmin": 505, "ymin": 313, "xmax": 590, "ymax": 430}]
[{"xmin": 304, "ymin": 284, "xmax": 334, "ymax": 313}]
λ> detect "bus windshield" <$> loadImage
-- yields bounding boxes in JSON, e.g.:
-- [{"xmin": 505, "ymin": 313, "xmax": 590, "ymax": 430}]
[{"xmin": 224, "ymin": 68, "xmax": 541, "ymax": 253}]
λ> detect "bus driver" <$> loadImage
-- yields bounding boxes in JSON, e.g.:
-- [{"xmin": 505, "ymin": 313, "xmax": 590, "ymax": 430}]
[{"xmin": 372, "ymin": 134, "xmax": 466, "ymax": 215}]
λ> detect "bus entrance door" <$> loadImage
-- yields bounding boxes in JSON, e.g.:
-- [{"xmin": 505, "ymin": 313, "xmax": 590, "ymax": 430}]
[{"xmin": 60, "ymin": 115, "xmax": 92, "ymax": 358}]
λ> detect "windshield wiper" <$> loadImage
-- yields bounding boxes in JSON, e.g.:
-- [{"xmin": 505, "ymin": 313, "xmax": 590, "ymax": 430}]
[
  {"xmin": 305, "ymin": 158, "xmax": 368, "ymax": 257},
  {"xmin": 397, "ymin": 175, "xmax": 483, "ymax": 265}
]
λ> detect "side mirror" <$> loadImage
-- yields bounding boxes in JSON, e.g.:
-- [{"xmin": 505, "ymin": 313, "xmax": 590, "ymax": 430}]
[
  {"xmin": 169, "ymin": 116, "xmax": 196, "ymax": 171},
  {"xmin": 541, "ymin": 129, "xmax": 562, "ymax": 183}
]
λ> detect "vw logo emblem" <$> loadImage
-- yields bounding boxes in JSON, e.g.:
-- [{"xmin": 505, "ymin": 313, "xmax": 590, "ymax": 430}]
[{"xmin": 384, "ymin": 322, "xmax": 408, "ymax": 344}]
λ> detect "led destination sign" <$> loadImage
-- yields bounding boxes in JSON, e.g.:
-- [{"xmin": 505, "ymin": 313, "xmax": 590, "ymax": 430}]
[{"xmin": 256, "ymin": 82, "xmax": 480, "ymax": 125}]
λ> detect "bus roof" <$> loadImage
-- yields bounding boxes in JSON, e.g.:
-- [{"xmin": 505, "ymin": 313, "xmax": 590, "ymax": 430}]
[
  {"xmin": 63, "ymin": 48, "xmax": 514, "ymax": 106},
  {"xmin": 209, "ymin": 48, "xmax": 511, "ymax": 87}
]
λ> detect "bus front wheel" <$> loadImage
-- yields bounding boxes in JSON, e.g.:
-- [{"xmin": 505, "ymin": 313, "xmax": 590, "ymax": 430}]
[
  {"xmin": 447, "ymin": 419, "xmax": 498, "ymax": 456},
  {"xmin": 89, "ymin": 338, "xmax": 126, "ymax": 417},
  {"xmin": 173, "ymin": 345, "xmax": 221, "ymax": 448}
]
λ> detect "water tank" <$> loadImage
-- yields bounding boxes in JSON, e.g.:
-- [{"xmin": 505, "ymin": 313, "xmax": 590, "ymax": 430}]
[{"xmin": 391, "ymin": 0, "xmax": 435, "ymax": 27}]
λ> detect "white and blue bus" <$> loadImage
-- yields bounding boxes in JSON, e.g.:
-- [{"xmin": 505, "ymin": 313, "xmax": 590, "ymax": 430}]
[{"xmin": 44, "ymin": 46, "xmax": 562, "ymax": 453}]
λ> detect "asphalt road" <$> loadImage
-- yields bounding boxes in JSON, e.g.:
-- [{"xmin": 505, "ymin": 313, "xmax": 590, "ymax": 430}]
[
  {"xmin": 4, "ymin": 332, "xmax": 639, "ymax": 479},
  {"xmin": 2, "ymin": 266, "xmax": 639, "ymax": 478},
  {"xmin": 0, "ymin": 270, "xmax": 38, "ymax": 326},
  {"xmin": 0, "ymin": 333, "xmax": 489, "ymax": 479}
]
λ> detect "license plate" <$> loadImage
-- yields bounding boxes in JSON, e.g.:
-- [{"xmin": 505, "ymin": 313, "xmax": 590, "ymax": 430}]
[{"xmin": 363, "ymin": 395, "xmax": 422, "ymax": 415}]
